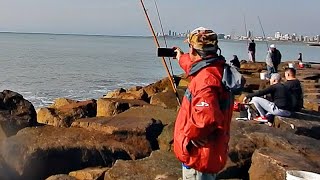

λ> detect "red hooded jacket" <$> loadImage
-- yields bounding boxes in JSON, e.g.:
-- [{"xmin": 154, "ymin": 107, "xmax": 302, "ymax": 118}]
[{"xmin": 173, "ymin": 54, "xmax": 234, "ymax": 173}]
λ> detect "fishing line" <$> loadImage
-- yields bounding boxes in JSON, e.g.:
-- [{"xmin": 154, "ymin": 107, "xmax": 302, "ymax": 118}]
[
  {"xmin": 139, "ymin": 0, "xmax": 181, "ymax": 105},
  {"xmin": 153, "ymin": 0, "xmax": 175, "ymax": 77}
]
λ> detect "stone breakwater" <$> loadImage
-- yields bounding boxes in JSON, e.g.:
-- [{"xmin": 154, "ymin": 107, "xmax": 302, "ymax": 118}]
[{"xmin": 0, "ymin": 61, "xmax": 320, "ymax": 180}]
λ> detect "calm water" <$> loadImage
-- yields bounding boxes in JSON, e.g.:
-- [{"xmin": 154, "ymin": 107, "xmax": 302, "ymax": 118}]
[{"xmin": 0, "ymin": 33, "xmax": 319, "ymax": 108}]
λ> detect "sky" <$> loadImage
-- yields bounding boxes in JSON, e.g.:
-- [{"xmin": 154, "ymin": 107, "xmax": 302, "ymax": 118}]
[{"xmin": 0, "ymin": 0, "xmax": 319, "ymax": 37}]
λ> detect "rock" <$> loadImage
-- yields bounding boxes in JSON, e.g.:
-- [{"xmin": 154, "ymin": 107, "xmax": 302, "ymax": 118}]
[
  {"xmin": 240, "ymin": 62, "xmax": 266, "ymax": 71},
  {"xmin": 142, "ymin": 77, "xmax": 171, "ymax": 98},
  {"xmin": 0, "ymin": 155, "xmax": 15, "ymax": 180},
  {"xmin": 249, "ymin": 148, "xmax": 320, "ymax": 180},
  {"xmin": 96, "ymin": 98, "xmax": 148, "ymax": 117},
  {"xmin": 157, "ymin": 122, "xmax": 174, "ymax": 151},
  {"xmin": 114, "ymin": 106, "xmax": 177, "ymax": 125},
  {"xmin": 274, "ymin": 114, "xmax": 320, "ymax": 140},
  {"xmin": 69, "ymin": 167, "xmax": 109, "ymax": 180},
  {"xmin": 218, "ymin": 120, "xmax": 256, "ymax": 180},
  {"xmin": 37, "ymin": 99, "xmax": 97, "ymax": 127},
  {"xmin": 104, "ymin": 88, "xmax": 148, "ymax": 102},
  {"xmin": 104, "ymin": 88, "xmax": 126, "ymax": 99},
  {"xmin": 105, "ymin": 150, "xmax": 181, "ymax": 180},
  {"xmin": 149, "ymin": 89, "xmax": 184, "ymax": 109},
  {"xmin": 71, "ymin": 116, "xmax": 163, "ymax": 150},
  {"xmin": 127, "ymin": 86, "xmax": 143, "ymax": 92},
  {"xmin": 1, "ymin": 126, "xmax": 152, "ymax": 180},
  {"xmin": 49, "ymin": 98, "xmax": 78, "ymax": 109},
  {"xmin": 0, "ymin": 90, "xmax": 37, "ymax": 137},
  {"xmin": 46, "ymin": 174, "xmax": 77, "ymax": 180}
]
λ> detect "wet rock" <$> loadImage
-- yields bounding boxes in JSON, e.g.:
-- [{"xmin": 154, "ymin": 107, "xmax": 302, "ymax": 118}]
[
  {"xmin": 96, "ymin": 98, "xmax": 148, "ymax": 117},
  {"xmin": 105, "ymin": 150, "xmax": 181, "ymax": 180},
  {"xmin": 249, "ymin": 148, "xmax": 320, "ymax": 180},
  {"xmin": 37, "ymin": 99, "xmax": 97, "ymax": 127},
  {"xmin": 46, "ymin": 174, "xmax": 77, "ymax": 180},
  {"xmin": 71, "ymin": 115, "xmax": 163, "ymax": 150},
  {"xmin": 0, "ymin": 90, "xmax": 37, "ymax": 137},
  {"xmin": 1, "ymin": 126, "xmax": 151, "ymax": 180},
  {"xmin": 69, "ymin": 167, "xmax": 109, "ymax": 180},
  {"xmin": 149, "ymin": 89, "xmax": 184, "ymax": 109}
]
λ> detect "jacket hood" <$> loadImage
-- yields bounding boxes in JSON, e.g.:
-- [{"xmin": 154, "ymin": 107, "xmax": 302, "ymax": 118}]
[{"xmin": 189, "ymin": 56, "xmax": 225, "ymax": 76}]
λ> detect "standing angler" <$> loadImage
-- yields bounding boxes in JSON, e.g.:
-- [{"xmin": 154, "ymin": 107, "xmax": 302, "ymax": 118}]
[{"xmin": 173, "ymin": 27, "xmax": 234, "ymax": 180}]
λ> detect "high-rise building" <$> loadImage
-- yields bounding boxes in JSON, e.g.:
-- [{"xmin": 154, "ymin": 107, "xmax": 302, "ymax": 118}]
[
  {"xmin": 247, "ymin": 31, "xmax": 252, "ymax": 38},
  {"xmin": 275, "ymin": 31, "xmax": 282, "ymax": 40}
]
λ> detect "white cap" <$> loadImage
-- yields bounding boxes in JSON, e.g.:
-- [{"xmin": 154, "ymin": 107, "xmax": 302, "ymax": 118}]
[
  {"xmin": 270, "ymin": 44, "xmax": 276, "ymax": 48},
  {"xmin": 190, "ymin": 27, "xmax": 209, "ymax": 34}
]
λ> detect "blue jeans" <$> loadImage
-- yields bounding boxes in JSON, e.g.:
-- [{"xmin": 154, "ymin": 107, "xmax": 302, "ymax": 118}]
[
  {"xmin": 267, "ymin": 65, "xmax": 276, "ymax": 79},
  {"xmin": 182, "ymin": 165, "xmax": 217, "ymax": 180},
  {"xmin": 250, "ymin": 97, "xmax": 291, "ymax": 117}
]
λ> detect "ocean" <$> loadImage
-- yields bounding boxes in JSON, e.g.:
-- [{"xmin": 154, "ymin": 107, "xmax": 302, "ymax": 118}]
[{"xmin": 0, "ymin": 33, "xmax": 319, "ymax": 108}]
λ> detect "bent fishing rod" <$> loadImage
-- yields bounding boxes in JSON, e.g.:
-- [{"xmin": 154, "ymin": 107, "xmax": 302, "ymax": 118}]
[
  {"xmin": 139, "ymin": 0, "xmax": 181, "ymax": 105},
  {"xmin": 258, "ymin": 16, "xmax": 269, "ymax": 50}
]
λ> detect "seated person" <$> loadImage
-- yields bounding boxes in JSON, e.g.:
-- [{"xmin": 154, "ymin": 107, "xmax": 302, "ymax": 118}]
[
  {"xmin": 284, "ymin": 68, "xmax": 303, "ymax": 111},
  {"xmin": 243, "ymin": 73, "xmax": 291, "ymax": 122},
  {"xmin": 230, "ymin": 55, "xmax": 240, "ymax": 69}
]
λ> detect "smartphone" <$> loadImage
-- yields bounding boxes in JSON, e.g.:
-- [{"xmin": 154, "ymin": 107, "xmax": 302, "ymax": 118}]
[{"xmin": 157, "ymin": 48, "xmax": 177, "ymax": 57}]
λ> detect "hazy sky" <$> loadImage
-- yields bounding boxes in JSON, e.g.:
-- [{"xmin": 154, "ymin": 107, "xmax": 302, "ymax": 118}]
[{"xmin": 0, "ymin": 0, "xmax": 319, "ymax": 36}]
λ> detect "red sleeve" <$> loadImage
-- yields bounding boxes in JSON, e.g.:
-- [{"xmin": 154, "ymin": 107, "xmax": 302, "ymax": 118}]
[
  {"xmin": 185, "ymin": 86, "xmax": 224, "ymax": 140},
  {"xmin": 178, "ymin": 54, "xmax": 192, "ymax": 75}
]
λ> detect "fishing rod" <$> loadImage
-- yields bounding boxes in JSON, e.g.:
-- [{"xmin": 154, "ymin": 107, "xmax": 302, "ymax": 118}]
[
  {"xmin": 153, "ymin": 0, "xmax": 175, "ymax": 77},
  {"xmin": 258, "ymin": 16, "xmax": 269, "ymax": 49},
  {"xmin": 139, "ymin": 0, "xmax": 181, "ymax": 105}
]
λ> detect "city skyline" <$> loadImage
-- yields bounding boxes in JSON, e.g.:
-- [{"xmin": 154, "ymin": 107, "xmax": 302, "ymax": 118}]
[{"xmin": 0, "ymin": 0, "xmax": 319, "ymax": 36}]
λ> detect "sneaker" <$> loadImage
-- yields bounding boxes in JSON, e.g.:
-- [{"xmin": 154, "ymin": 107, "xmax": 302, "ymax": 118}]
[{"xmin": 253, "ymin": 116, "xmax": 268, "ymax": 123}]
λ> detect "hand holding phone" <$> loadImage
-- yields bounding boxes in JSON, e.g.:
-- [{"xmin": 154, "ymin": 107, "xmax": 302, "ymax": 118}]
[{"xmin": 157, "ymin": 48, "xmax": 177, "ymax": 57}]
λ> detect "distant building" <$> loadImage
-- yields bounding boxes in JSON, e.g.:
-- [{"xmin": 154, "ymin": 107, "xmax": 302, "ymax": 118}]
[
  {"xmin": 317, "ymin": 35, "xmax": 320, "ymax": 43},
  {"xmin": 217, "ymin": 34, "xmax": 225, "ymax": 39},
  {"xmin": 168, "ymin": 30, "xmax": 172, "ymax": 36},
  {"xmin": 275, "ymin": 31, "xmax": 282, "ymax": 40}
]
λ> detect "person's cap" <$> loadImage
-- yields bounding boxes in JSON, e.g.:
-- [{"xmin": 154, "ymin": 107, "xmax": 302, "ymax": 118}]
[
  {"xmin": 270, "ymin": 44, "xmax": 276, "ymax": 48},
  {"xmin": 270, "ymin": 73, "xmax": 281, "ymax": 81},
  {"xmin": 185, "ymin": 27, "xmax": 218, "ymax": 51}
]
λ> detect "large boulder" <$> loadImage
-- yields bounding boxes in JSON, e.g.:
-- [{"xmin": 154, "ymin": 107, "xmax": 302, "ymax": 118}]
[
  {"xmin": 71, "ymin": 115, "xmax": 163, "ymax": 150},
  {"xmin": 1, "ymin": 126, "xmax": 152, "ymax": 180},
  {"xmin": 37, "ymin": 99, "xmax": 97, "ymax": 127},
  {"xmin": 0, "ymin": 90, "xmax": 37, "ymax": 138},
  {"xmin": 249, "ymin": 148, "xmax": 320, "ymax": 180},
  {"xmin": 149, "ymin": 89, "xmax": 184, "ymax": 110},
  {"xmin": 142, "ymin": 77, "xmax": 172, "ymax": 98},
  {"xmin": 274, "ymin": 114, "xmax": 320, "ymax": 140},
  {"xmin": 96, "ymin": 98, "xmax": 148, "ymax": 117},
  {"xmin": 114, "ymin": 106, "xmax": 177, "ymax": 125},
  {"xmin": 104, "ymin": 87, "xmax": 149, "ymax": 102},
  {"xmin": 157, "ymin": 122, "xmax": 174, "ymax": 152},
  {"xmin": 105, "ymin": 150, "xmax": 181, "ymax": 180}
]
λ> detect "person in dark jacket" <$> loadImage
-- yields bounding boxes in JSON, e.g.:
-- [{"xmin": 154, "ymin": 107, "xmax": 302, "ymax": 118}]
[
  {"xmin": 248, "ymin": 39, "xmax": 256, "ymax": 62},
  {"xmin": 266, "ymin": 44, "xmax": 282, "ymax": 78},
  {"xmin": 243, "ymin": 73, "xmax": 291, "ymax": 122},
  {"xmin": 284, "ymin": 68, "xmax": 303, "ymax": 111},
  {"xmin": 230, "ymin": 55, "xmax": 240, "ymax": 69}
]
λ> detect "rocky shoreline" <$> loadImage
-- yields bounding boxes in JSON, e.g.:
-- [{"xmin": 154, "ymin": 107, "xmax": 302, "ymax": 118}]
[{"xmin": 1, "ymin": 61, "xmax": 320, "ymax": 180}]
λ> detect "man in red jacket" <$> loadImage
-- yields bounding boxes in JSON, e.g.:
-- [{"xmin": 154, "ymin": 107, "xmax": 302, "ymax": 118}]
[{"xmin": 173, "ymin": 27, "xmax": 234, "ymax": 180}]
